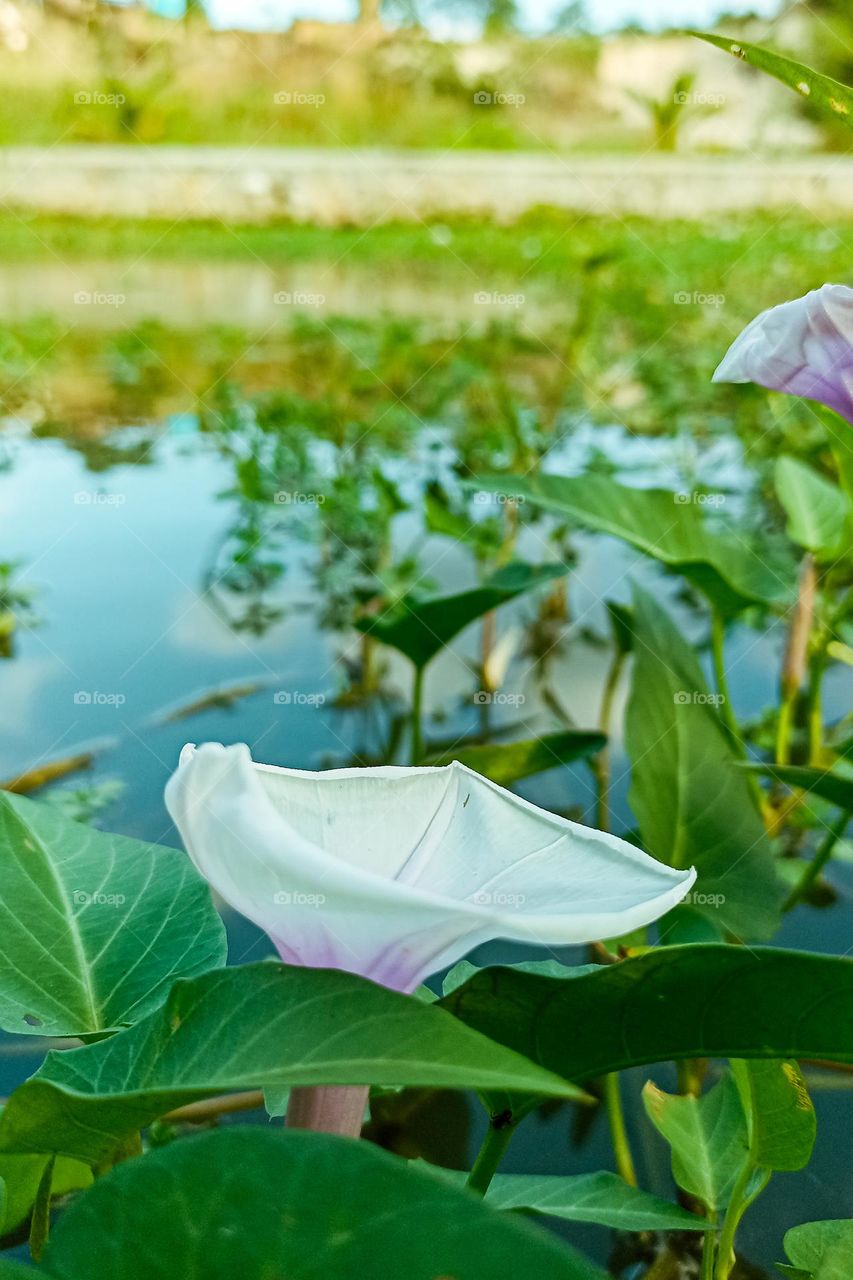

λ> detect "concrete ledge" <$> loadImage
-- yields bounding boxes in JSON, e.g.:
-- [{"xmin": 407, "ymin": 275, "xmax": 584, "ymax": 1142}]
[{"xmin": 1, "ymin": 148, "xmax": 852, "ymax": 223}]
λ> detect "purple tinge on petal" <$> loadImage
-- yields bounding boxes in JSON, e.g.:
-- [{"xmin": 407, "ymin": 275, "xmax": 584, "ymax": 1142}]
[{"xmin": 713, "ymin": 283, "xmax": 853, "ymax": 425}]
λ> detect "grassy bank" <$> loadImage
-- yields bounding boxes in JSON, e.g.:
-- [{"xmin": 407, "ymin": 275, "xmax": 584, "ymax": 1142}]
[{"xmin": 1, "ymin": 209, "xmax": 849, "ymax": 278}]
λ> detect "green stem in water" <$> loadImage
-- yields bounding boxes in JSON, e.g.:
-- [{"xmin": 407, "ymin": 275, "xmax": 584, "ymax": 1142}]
[
  {"xmin": 410, "ymin": 665, "xmax": 424, "ymax": 765},
  {"xmin": 603, "ymin": 1071, "xmax": 637, "ymax": 1187},
  {"xmin": 806, "ymin": 649, "xmax": 828, "ymax": 766},
  {"xmin": 593, "ymin": 648, "xmax": 626, "ymax": 833},
  {"xmin": 710, "ymin": 610, "xmax": 740, "ymax": 754},
  {"xmin": 784, "ymin": 807, "xmax": 850, "ymax": 912},
  {"xmin": 466, "ymin": 1116, "xmax": 517, "ymax": 1196},
  {"xmin": 777, "ymin": 553, "xmax": 818, "ymax": 770},
  {"xmin": 710, "ymin": 609, "xmax": 764, "ymax": 812},
  {"xmin": 775, "ymin": 694, "xmax": 795, "ymax": 766}
]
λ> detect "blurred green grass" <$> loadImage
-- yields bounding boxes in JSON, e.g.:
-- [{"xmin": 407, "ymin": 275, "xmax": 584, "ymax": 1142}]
[{"xmin": 1, "ymin": 210, "xmax": 847, "ymax": 460}]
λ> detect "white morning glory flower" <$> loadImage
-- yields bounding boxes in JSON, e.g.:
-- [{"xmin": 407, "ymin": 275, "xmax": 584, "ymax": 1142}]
[
  {"xmin": 165, "ymin": 743, "xmax": 696, "ymax": 993},
  {"xmin": 713, "ymin": 283, "xmax": 853, "ymax": 424}
]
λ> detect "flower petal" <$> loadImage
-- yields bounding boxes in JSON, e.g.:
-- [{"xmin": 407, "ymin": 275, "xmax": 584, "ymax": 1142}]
[
  {"xmin": 713, "ymin": 284, "xmax": 853, "ymax": 424},
  {"xmin": 166, "ymin": 744, "xmax": 695, "ymax": 992}
]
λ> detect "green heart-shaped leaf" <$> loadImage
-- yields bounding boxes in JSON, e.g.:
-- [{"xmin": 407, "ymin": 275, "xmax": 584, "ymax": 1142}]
[
  {"xmin": 356, "ymin": 561, "xmax": 567, "ymax": 670},
  {"xmin": 0, "ymin": 792, "xmax": 226, "ymax": 1037},
  {"xmin": 441, "ymin": 946, "xmax": 853, "ymax": 1079},
  {"xmin": 40, "ymin": 1128, "xmax": 604, "ymax": 1280},
  {"xmin": 0, "ymin": 962, "xmax": 584, "ymax": 1166}
]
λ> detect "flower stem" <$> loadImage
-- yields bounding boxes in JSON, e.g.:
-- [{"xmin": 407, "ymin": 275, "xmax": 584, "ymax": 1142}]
[
  {"xmin": 714, "ymin": 1163, "xmax": 768, "ymax": 1280},
  {"xmin": 710, "ymin": 608, "xmax": 764, "ymax": 812},
  {"xmin": 806, "ymin": 648, "xmax": 827, "ymax": 765},
  {"xmin": 603, "ymin": 1071, "xmax": 637, "ymax": 1186},
  {"xmin": 411, "ymin": 665, "xmax": 424, "ymax": 765},
  {"xmin": 784, "ymin": 807, "xmax": 849, "ymax": 912},
  {"xmin": 700, "ymin": 1214, "xmax": 717, "ymax": 1280},
  {"xmin": 710, "ymin": 610, "xmax": 739, "ymax": 753},
  {"xmin": 286, "ymin": 1085, "xmax": 369, "ymax": 1138},
  {"xmin": 466, "ymin": 1116, "xmax": 516, "ymax": 1196},
  {"xmin": 777, "ymin": 554, "xmax": 818, "ymax": 769},
  {"xmin": 775, "ymin": 695, "xmax": 794, "ymax": 766},
  {"xmin": 593, "ymin": 648, "xmax": 626, "ymax": 833}
]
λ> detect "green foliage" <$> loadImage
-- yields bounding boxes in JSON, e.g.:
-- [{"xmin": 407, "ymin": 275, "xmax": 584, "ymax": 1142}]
[
  {"xmin": 695, "ymin": 32, "xmax": 853, "ymax": 129},
  {"xmin": 425, "ymin": 731, "xmax": 606, "ymax": 782},
  {"xmin": 643, "ymin": 1074, "xmax": 748, "ymax": 1213},
  {"xmin": 626, "ymin": 587, "xmax": 784, "ymax": 939},
  {"xmin": 36, "ymin": 1129, "xmax": 599, "ymax": 1280},
  {"xmin": 775, "ymin": 456, "xmax": 850, "ymax": 557},
  {"xmin": 440, "ymin": 946, "xmax": 853, "ymax": 1078},
  {"xmin": 731, "ymin": 1059, "xmax": 816, "ymax": 1173},
  {"xmin": 0, "ymin": 963, "xmax": 582, "ymax": 1166},
  {"xmin": 0, "ymin": 792, "xmax": 226, "ymax": 1037},
  {"xmin": 473, "ymin": 473, "xmax": 793, "ymax": 613},
  {"xmin": 782, "ymin": 1219, "xmax": 853, "ymax": 1280},
  {"xmin": 743, "ymin": 763, "xmax": 853, "ymax": 812},
  {"xmin": 0, "ymin": 1154, "xmax": 90, "ymax": 1236},
  {"xmin": 356, "ymin": 562, "xmax": 567, "ymax": 670},
  {"xmin": 645, "ymin": 1059, "xmax": 815, "ymax": 1270},
  {"xmin": 483, "ymin": 1170, "xmax": 705, "ymax": 1232}
]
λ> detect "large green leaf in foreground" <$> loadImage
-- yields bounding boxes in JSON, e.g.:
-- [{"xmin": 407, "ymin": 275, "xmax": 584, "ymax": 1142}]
[
  {"xmin": 0, "ymin": 962, "xmax": 582, "ymax": 1165},
  {"xmin": 440, "ymin": 946, "xmax": 853, "ymax": 1081},
  {"xmin": 694, "ymin": 32, "xmax": 853, "ymax": 128},
  {"xmin": 355, "ymin": 561, "xmax": 567, "ymax": 669},
  {"xmin": 39, "ymin": 1129, "xmax": 601, "ymax": 1280},
  {"xmin": 626, "ymin": 587, "xmax": 784, "ymax": 940},
  {"xmin": 473, "ymin": 473, "xmax": 792, "ymax": 612},
  {"xmin": 0, "ymin": 792, "xmax": 226, "ymax": 1036}
]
